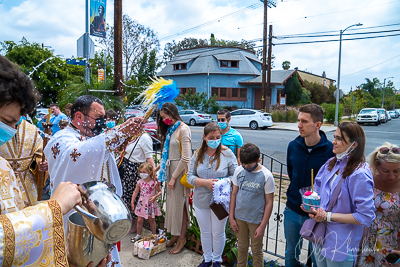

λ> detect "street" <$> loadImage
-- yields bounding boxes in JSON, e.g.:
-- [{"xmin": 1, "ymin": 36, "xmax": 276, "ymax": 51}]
[{"xmin": 189, "ymin": 119, "xmax": 400, "ymax": 165}]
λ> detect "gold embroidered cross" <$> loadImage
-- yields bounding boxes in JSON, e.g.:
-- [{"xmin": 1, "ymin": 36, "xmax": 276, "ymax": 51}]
[{"xmin": 10, "ymin": 160, "xmax": 21, "ymax": 171}]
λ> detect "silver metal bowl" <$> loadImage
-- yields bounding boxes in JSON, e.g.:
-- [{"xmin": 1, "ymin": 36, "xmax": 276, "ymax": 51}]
[
  {"xmin": 67, "ymin": 212, "xmax": 113, "ymax": 267},
  {"xmin": 75, "ymin": 181, "xmax": 132, "ymax": 244}
]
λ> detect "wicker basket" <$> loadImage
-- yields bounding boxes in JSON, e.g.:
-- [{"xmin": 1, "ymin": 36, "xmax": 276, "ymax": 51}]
[{"xmin": 134, "ymin": 234, "xmax": 166, "ymax": 259}]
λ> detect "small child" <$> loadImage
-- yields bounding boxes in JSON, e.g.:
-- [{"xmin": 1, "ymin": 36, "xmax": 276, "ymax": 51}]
[
  {"xmin": 131, "ymin": 162, "xmax": 162, "ymax": 242},
  {"xmin": 229, "ymin": 143, "xmax": 275, "ymax": 267}
]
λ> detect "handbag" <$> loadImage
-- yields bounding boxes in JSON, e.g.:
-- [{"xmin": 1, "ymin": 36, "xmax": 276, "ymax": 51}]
[
  {"xmin": 178, "ymin": 132, "xmax": 194, "ymax": 189},
  {"xmin": 300, "ymin": 177, "xmax": 345, "ymax": 245},
  {"xmin": 209, "ymin": 202, "xmax": 229, "ymax": 220}
]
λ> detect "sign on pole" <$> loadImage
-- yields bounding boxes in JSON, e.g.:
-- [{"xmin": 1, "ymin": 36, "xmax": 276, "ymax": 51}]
[
  {"xmin": 77, "ymin": 34, "xmax": 95, "ymax": 59},
  {"xmin": 90, "ymin": 0, "xmax": 107, "ymax": 38},
  {"xmin": 98, "ymin": 69, "xmax": 105, "ymax": 83},
  {"xmin": 66, "ymin": 59, "xmax": 85, "ymax": 66},
  {"xmin": 334, "ymin": 89, "xmax": 344, "ymax": 99}
]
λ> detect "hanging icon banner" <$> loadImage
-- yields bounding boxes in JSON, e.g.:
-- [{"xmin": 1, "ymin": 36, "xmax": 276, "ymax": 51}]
[{"xmin": 90, "ymin": 0, "xmax": 107, "ymax": 38}]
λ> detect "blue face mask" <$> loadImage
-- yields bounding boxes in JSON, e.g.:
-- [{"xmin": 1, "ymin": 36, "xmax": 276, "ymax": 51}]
[
  {"xmin": 218, "ymin": 122, "xmax": 227, "ymax": 129},
  {"xmin": 0, "ymin": 121, "xmax": 17, "ymax": 146},
  {"xmin": 207, "ymin": 139, "xmax": 221, "ymax": 149},
  {"xmin": 106, "ymin": 121, "xmax": 116, "ymax": 128},
  {"xmin": 16, "ymin": 116, "xmax": 23, "ymax": 126}
]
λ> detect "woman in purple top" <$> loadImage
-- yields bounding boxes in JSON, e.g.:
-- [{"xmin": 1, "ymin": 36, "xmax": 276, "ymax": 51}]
[{"xmin": 301, "ymin": 122, "xmax": 376, "ymax": 266}]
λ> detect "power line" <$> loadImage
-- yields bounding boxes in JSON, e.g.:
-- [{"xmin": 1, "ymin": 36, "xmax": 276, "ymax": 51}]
[
  {"xmin": 254, "ymin": 32, "xmax": 400, "ymax": 46},
  {"xmin": 342, "ymin": 54, "xmax": 400, "ymax": 78}
]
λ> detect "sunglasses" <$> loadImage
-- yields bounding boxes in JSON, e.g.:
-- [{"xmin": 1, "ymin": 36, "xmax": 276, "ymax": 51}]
[
  {"xmin": 379, "ymin": 147, "xmax": 400, "ymax": 154},
  {"xmin": 217, "ymin": 118, "xmax": 226, "ymax": 122}
]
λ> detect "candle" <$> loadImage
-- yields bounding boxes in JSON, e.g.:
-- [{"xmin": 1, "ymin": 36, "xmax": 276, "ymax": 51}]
[
  {"xmin": 46, "ymin": 109, "xmax": 51, "ymax": 123},
  {"xmin": 311, "ymin": 169, "xmax": 314, "ymax": 192}
]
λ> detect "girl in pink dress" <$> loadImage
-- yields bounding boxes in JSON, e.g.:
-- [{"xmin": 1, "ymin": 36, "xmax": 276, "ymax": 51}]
[{"xmin": 131, "ymin": 162, "xmax": 162, "ymax": 242}]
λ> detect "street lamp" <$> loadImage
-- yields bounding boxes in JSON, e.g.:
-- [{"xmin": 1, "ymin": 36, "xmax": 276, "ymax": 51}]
[
  {"xmin": 382, "ymin": 76, "xmax": 394, "ymax": 109},
  {"xmin": 334, "ymin": 23, "xmax": 363, "ymax": 126}
]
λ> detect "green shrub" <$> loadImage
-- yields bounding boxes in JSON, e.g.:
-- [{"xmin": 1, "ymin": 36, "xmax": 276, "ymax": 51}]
[
  {"xmin": 321, "ymin": 103, "xmax": 344, "ymax": 124},
  {"xmin": 287, "ymin": 110, "xmax": 297, "ymax": 122}
]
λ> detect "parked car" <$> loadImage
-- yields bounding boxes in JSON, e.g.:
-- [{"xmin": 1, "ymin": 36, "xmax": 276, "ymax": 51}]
[
  {"xmin": 377, "ymin": 108, "xmax": 387, "ymax": 123},
  {"xmin": 124, "ymin": 109, "xmax": 144, "ymax": 121},
  {"xmin": 179, "ymin": 110, "xmax": 212, "ymax": 126},
  {"xmin": 389, "ymin": 110, "xmax": 398, "ymax": 118},
  {"xmin": 229, "ymin": 109, "xmax": 273, "ymax": 130},
  {"xmin": 357, "ymin": 108, "xmax": 380, "ymax": 126},
  {"xmin": 386, "ymin": 111, "xmax": 392, "ymax": 120}
]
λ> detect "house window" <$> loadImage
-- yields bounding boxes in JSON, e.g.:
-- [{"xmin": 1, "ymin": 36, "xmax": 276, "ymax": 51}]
[
  {"xmin": 173, "ymin": 63, "xmax": 187, "ymax": 70},
  {"xmin": 178, "ymin": 87, "xmax": 196, "ymax": 99},
  {"xmin": 220, "ymin": 60, "xmax": 239, "ymax": 68},
  {"xmin": 323, "ymin": 80, "xmax": 327, "ymax": 87},
  {"xmin": 211, "ymin": 87, "xmax": 247, "ymax": 101}
]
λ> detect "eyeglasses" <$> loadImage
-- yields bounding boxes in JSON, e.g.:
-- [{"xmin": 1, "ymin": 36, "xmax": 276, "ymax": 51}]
[
  {"xmin": 217, "ymin": 118, "xmax": 226, "ymax": 122},
  {"xmin": 379, "ymin": 147, "xmax": 400, "ymax": 154}
]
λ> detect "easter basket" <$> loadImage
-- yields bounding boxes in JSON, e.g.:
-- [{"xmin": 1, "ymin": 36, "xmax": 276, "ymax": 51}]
[{"xmin": 134, "ymin": 234, "xmax": 166, "ymax": 259}]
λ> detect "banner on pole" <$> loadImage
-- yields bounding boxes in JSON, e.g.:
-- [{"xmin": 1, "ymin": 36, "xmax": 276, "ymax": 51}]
[
  {"xmin": 90, "ymin": 0, "xmax": 107, "ymax": 38},
  {"xmin": 98, "ymin": 69, "xmax": 105, "ymax": 83}
]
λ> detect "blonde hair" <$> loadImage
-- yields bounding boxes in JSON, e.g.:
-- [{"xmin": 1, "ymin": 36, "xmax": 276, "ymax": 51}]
[
  {"xmin": 138, "ymin": 162, "xmax": 155, "ymax": 179},
  {"xmin": 368, "ymin": 142, "xmax": 400, "ymax": 175}
]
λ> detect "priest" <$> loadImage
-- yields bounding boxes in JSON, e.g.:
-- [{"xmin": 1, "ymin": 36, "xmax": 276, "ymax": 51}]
[{"xmin": 44, "ymin": 95, "xmax": 145, "ymax": 267}]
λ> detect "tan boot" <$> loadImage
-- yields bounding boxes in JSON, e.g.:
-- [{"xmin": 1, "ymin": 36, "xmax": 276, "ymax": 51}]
[
  {"xmin": 169, "ymin": 237, "xmax": 186, "ymax": 254},
  {"xmin": 166, "ymin": 235, "xmax": 179, "ymax": 247}
]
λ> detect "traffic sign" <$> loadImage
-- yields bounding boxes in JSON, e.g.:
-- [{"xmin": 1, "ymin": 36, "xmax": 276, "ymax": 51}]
[
  {"xmin": 66, "ymin": 59, "xmax": 85, "ymax": 66},
  {"xmin": 334, "ymin": 89, "xmax": 344, "ymax": 99}
]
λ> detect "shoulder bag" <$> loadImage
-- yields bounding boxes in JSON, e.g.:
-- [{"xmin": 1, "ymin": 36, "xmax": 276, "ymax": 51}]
[
  {"xmin": 300, "ymin": 177, "xmax": 345, "ymax": 245},
  {"xmin": 178, "ymin": 130, "xmax": 194, "ymax": 189}
]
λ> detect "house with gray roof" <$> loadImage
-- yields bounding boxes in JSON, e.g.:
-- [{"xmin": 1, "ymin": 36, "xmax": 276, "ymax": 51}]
[{"xmin": 158, "ymin": 46, "xmax": 305, "ymax": 109}]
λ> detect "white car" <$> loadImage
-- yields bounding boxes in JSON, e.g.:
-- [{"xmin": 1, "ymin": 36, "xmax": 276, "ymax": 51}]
[
  {"xmin": 229, "ymin": 109, "xmax": 273, "ymax": 130},
  {"xmin": 377, "ymin": 108, "xmax": 387, "ymax": 123},
  {"xmin": 179, "ymin": 110, "xmax": 212, "ymax": 126},
  {"xmin": 357, "ymin": 108, "xmax": 379, "ymax": 126},
  {"xmin": 389, "ymin": 110, "xmax": 398, "ymax": 118}
]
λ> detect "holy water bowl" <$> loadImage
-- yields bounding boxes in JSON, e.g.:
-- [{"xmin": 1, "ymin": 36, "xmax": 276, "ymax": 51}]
[
  {"xmin": 67, "ymin": 211, "xmax": 113, "ymax": 266},
  {"xmin": 74, "ymin": 181, "xmax": 132, "ymax": 244}
]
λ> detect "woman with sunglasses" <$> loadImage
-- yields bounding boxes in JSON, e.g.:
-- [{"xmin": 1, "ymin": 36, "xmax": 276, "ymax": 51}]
[
  {"xmin": 156, "ymin": 103, "xmax": 191, "ymax": 254},
  {"xmin": 357, "ymin": 143, "xmax": 400, "ymax": 267},
  {"xmin": 301, "ymin": 122, "xmax": 375, "ymax": 266}
]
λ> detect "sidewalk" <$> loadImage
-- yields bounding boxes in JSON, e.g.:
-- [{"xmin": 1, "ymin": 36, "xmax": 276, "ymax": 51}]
[{"xmin": 269, "ymin": 122, "xmax": 336, "ymax": 132}]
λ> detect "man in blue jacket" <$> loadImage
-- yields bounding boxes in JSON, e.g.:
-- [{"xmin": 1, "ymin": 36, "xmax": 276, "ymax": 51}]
[{"xmin": 284, "ymin": 103, "xmax": 334, "ymax": 267}]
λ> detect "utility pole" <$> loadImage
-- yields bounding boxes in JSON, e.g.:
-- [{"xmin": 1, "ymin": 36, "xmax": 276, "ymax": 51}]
[
  {"xmin": 261, "ymin": 0, "xmax": 268, "ymax": 111},
  {"xmin": 114, "ymin": 0, "xmax": 123, "ymax": 97},
  {"xmin": 265, "ymin": 24, "xmax": 273, "ymax": 112},
  {"xmin": 382, "ymin": 77, "xmax": 394, "ymax": 108}
]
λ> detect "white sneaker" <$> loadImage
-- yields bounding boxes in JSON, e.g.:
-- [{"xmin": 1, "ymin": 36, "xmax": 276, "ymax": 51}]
[{"xmin": 131, "ymin": 235, "xmax": 142, "ymax": 243}]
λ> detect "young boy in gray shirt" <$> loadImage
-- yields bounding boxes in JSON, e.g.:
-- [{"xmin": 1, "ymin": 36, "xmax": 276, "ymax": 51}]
[{"xmin": 229, "ymin": 143, "xmax": 275, "ymax": 267}]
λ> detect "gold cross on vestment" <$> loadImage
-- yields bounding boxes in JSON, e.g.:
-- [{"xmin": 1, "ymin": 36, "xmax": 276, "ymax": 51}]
[{"xmin": 10, "ymin": 160, "xmax": 21, "ymax": 171}]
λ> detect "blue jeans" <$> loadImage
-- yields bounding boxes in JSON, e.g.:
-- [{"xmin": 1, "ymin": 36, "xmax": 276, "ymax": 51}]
[
  {"xmin": 314, "ymin": 245, "xmax": 354, "ymax": 267},
  {"xmin": 284, "ymin": 206, "xmax": 316, "ymax": 267}
]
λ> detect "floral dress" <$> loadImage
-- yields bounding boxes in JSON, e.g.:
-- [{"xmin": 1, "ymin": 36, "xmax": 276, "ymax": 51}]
[
  {"xmin": 134, "ymin": 179, "xmax": 162, "ymax": 219},
  {"xmin": 357, "ymin": 188, "xmax": 400, "ymax": 267}
]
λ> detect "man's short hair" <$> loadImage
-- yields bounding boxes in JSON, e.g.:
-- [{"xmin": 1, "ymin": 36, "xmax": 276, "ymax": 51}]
[
  {"xmin": 217, "ymin": 109, "xmax": 231, "ymax": 119},
  {"xmin": 240, "ymin": 143, "xmax": 260, "ymax": 165},
  {"xmin": 0, "ymin": 55, "xmax": 40, "ymax": 115},
  {"xmin": 71, "ymin": 95, "xmax": 103, "ymax": 119},
  {"xmin": 50, "ymin": 103, "xmax": 59, "ymax": 108},
  {"xmin": 105, "ymin": 109, "xmax": 118, "ymax": 121},
  {"xmin": 64, "ymin": 103, "xmax": 73, "ymax": 110},
  {"xmin": 299, "ymin": 104, "xmax": 324, "ymax": 124}
]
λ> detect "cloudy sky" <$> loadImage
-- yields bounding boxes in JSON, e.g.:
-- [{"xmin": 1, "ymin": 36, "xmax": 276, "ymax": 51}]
[{"xmin": 1, "ymin": 0, "xmax": 400, "ymax": 93}]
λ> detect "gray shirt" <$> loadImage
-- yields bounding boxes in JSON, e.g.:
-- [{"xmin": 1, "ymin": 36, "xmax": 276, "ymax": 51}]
[{"xmin": 188, "ymin": 149, "xmax": 238, "ymax": 210}]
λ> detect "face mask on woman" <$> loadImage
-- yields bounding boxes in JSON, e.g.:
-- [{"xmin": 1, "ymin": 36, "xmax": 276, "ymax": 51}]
[
  {"xmin": 336, "ymin": 141, "xmax": 356, "ymax": 160},
  {"xmin": 139, "ymin": 173, "xmax": 149, "ymax": 179},
  {"xmin": 207, "ymin": 139, "xmax": 221, "ymax": 149},
  {"xmin": 0, "ymin": 121, "xmax": 17, "ymax": 146},
  {"xmin": 163, "ymin": 117, "xmax": 173, "ymax": 125}
]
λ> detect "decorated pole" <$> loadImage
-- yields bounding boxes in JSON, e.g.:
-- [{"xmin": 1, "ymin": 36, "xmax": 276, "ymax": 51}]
[{"xmin": 37, "ymin": 110, "xmax": 53, "ymax": 201}]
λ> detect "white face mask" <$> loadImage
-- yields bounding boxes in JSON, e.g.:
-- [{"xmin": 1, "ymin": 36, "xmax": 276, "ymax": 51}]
[
  {"xmin": 336, "ymin": 141, "xmax": 356, "ymax": 160},
  {"xmin": 139, "ymin": 173, "xmax": 149, "ymax": 179}
]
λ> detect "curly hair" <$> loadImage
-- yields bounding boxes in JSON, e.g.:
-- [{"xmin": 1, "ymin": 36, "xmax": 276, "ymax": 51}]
[{"xmin": 0, "ymin": 55, "xmax": 40, "ymax": 115}]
